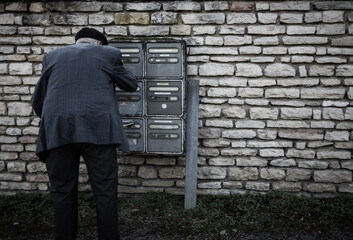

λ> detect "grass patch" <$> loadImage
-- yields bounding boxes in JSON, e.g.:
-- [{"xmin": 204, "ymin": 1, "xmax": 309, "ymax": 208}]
[{"xmin": 1, "ymin": 191, "xmax": 353, "ymax": 238}]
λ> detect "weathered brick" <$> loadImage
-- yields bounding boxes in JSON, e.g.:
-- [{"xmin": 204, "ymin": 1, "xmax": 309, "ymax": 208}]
[
  {"xmin": 198, "ymin": 167, "xmax": 226, "ymax": 179},
  {"xmin": 199, "ymin": 63, "xmax": 234, "ymax": 76},
  {"xmin": 182, "ymin": 13, "xmax": 225, "ymax": 24},
  {"xmin": 279, "ymin": 129, "xmax": 324, "ymax": 140},
  {"xmin": 126, "ymin": 2, "xmax": 161, "ymax": 11},
  {"xmin": 163, "ymin": 2, "xmax": 201, "ymax": 11},
  {"xmin": 270, "ymin": 1, "xmax": 310, "ymax": 11},
  {"xmin": 280, "ymin": 14, "xmax": 303, "ymax": 24},
  {"xmin": 236, "ymin": 63, "xmax": 262, "ymax": 77},
  {"xmin": 129, "ymin": 26, "xmax": 169, "ymax": 36},
  {"xmin": 250, "ymin": 108, "xmax": 278, "ymax": 120},
  {"xmin": 229, "ymin": 167, "xmax": 258, "ymax": 180},
  {"xmin": 314, "ymin": 170, "xmax": 352, "ymax": 183},
  {"xmin": 227, "ymin": 13, "xmax": 256, "ymax": 24}
]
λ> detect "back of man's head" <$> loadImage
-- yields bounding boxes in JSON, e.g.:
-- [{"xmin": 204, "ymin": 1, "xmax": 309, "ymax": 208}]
[{"xmin": 75, "ymin": 27, "xmax": 108, "ymax": 45}]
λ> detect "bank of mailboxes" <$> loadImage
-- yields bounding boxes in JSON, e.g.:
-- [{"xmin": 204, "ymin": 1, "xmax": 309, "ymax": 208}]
[{"xmin": 110, "ymin": 40, "xmax": 186, "ymax": 154}]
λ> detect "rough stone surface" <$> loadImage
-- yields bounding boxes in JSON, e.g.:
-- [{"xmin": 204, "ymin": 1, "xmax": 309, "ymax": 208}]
[{"xmin": 0, "ymin": 0, "xmax": 352, "ymax": 197}]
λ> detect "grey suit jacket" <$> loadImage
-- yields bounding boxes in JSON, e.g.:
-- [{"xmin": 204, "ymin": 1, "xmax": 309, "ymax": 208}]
[{"xmin": 31, "ymin": 42, "xmax": 137, "ymax": 161}]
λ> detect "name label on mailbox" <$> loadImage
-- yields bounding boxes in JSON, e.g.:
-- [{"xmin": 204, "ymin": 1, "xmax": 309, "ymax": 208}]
[
  {"xmin": 147, "ymin": 81, "xmax": 183, "ymax": 115},
  {"xmin": 147, "ymin": 119, "xmax": 183, "ymax": 153}
]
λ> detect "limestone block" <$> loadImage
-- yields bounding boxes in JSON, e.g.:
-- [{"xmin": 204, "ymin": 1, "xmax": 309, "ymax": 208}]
[
  {"xmin": 207, "ymin": 87, "xmax": 236, "ymax": 97},
  {"xmin": 270, "ymin": 158, "xmax": 296, "ymax": 167},
  {"xmin": 198, "ymin": 167, "xmax": 226, "ymax": 179},
  {"xmin": 287, "ymin": 149, "xmax": 315, "ymax": 159},
  {"xmin": 89, "ymin": 14, "xmax": 114, "ymax": 25},
  {"xmin": 288, "ymin": 26, "xmax": 316, "ymax": 35},
  {"xmin": 227, "ymin": 13, "xmax": 256, "ymax": 24},
  {"xmin": 199, "ymin": 63, "xmax": 234, "ymax": 76},
  {"xmin": 314, "ymin": 170, "xmax": 352, "ymax": 183},
  {"xmin": 0, "ymin": 173, "xmax": 23, "ymax": 181},
  {"xmin": 278, "ymin": 129, "xmax": 324, "ymax": 140},
  {"xmin": 280, "ymin": 108, "xmax": 312, "ymax": 119},
  {"xmin": 115, "ymin": 13, "xmax": 149, "ymax": 25},
  {"xmin": 348, "ymin": 87, "xmax": 353, "ymax": 100},
  {"xmin": 248, "ymin": 25, "xmax": 285, "ymax": 35},
  {"xmin": 198, "ymin": 182, "xmax": 222, "ymax": 189},
  {"xmin": 105, "ymin": 26, "xmax": 127, "ymax": 36},
  {"xmin": 325, "ymin": 131, "xmax": 349, "ymax": 141},
  {"xmin": 249, "ymin": 107, "xmax": 278, "ymax": 120},
  {"xmin": 236, "ymin": 157, "xmax": 267, "ymax": 167},
  {"xmin": 235, "ymin": 120, "xmax": 265, "ymax": 128},
  {"xmin": 260, "ymin": 168, "xmax": 285, "ymax": 180},
  {"xmin": 199, "ymin": 104, "xmax": 221, "ymax": 118},
  {"xmin": 199, "ymin": 147, "xmax": 220, "ymax": 157},
  {"xmin": 331, "ymin": 37, "xmax": 353, "ymax": 47},
  {"xmin": 222, "ymin": 106, "xmax": 246, "ymax": 118},
  {"xmin": 289, "ymin": 46, "xmax": 316, "ymax": 55},
  {"xmin": 190, "ymin": 47, "xmax": 238, "ymax": 55},
  {"xmin": 280, "ymin": 14, "xmax": 303, "ymax": 24},
  {"xmin": 159, "ymin": 167, "xmax": 185, "ymax": 179},
  {"xmin": 263, "ymin": 47, "xmax": 287, "ymax": 55},
  {"xmin": 304, "ymin": 183, "xmax": 336, "ymax": 193},
  {"xmin": 126, "ymin": 2, "xmax": 161, "ymax": 11},
  {"xmin": 7, "ymin": 102, "xmax": 32, "ymax": 116},
  {"xmin": 204, "ymin": 1, "xmax": 229, "ymax": 11},
  {"xmin": 338, "ymin": 183, "xmax": 353, "ymax": 193},
  {"xmin": 253, "ymin": 36, "xmax": 279, "ymax": 45},
  {"xmin": 257, "ymin": 129, "xmax": 277, "ymax": 140},
  {"xmin": 0, "ymin": 13, "xmax": 15, "ymax": 24},
  {"xmin": 46, "ymin": 2, "xmax": 102, "ymax": 12},
  {"xmin": 129, "ymin": 26, "xmax": 169, "ymax": 36},
  {"xmin": 52, "ymin": 14, "xmax": 87, "ymax": 25},
  {"xmin": 151, "ymin": 12, "xmax": 177, "ymax": 24},
  {"xmin": 246, "ymin": 182, "xmax": 270, "ymax": 191},
  {"xmin": 163, "ymin": 2, "xmax": 201, "ymax": 11},
  {"xmin": 229, "ymin": 167, "xmax": 258, "ymax": 180},
  {"xmin": 322, "ymin": 108, "xmax": 344, "ymax": 120},
  {"xmin": 270, "ymin": 2, "xmax": 310, "ymax": 11},
  {"xmin": 317, "ymin": 24, "xmax": 346, "ymax": 35},
  {"xmin": 209, "ymin": 157, "xmax": 235, "ymax": 166},
  {"xmin": 259, "ymin": 149, "xmax": 284, "ymax": 158},
  {"xmin": 236, "ymin": 63, "xmax": 262, "ymax": 77},
  {"xmin": 301, "ymin": 88, "xmax": 345, "ymax": 99},
  {"xmin": 272, "ymin": 181, "xmax": 302, "ymax": 192},
  {"xmin": 224, "ymin": 36, "xmax": 252, "ymax": 45},
  {"xmin": 137, "ymin": 166, "xmax": 157, "ymax": 179},
  {"xmin": 247, "ymin": 140, "xmax": 292, "ymax": 148},
  {"xmin": 219, "ymin": 26, "xmax": 245, "ymax": 35},
  {"xmin": 222, "ymin": 130, "xmax": 256, "ymax": 139},
  {"xmin": 264, "ymin": 63, "xmax": 296, "ymax": 77},
  {"xmin": 341, "ymin": 161, "xmax": 353, "ymax": 170},
  {"xmin": 310, "ymin": 121, "xmax": 335, "ymax": 129},
  {"xmin": 298, "ymin": 161, "xmax": 328, "ymax": 169},
  {"xmin": 286, "ymin": 168, "xmax": 311, "ymax": 181},
  {"xmin": 181, "ymin": 13, "xmax": 225, "ymax": 24},
  {"xmin": 256, "ymin": 3, "xmax": 269, "ymax": 11},
  {"xmin": 238, "ymin": 88, "xmax": 264, "ymax": 98},
  {"xmin": 317, "ymin": 150, "xmax": 351, "ymax": 160},
  {"xmin": 336, "ymin": 65, "xmax": 353, "ymax": 77},
  {"xmin": 258, "ymin": 13, "xmax": 277, "ymax": 24},
  {"xmin": 323, "ymin": 11, "xmax": 344, "ymax": 23},
  {"xmin": 268, "ymin": 120, "xmax": 309, "ymax": 129},
  {"xmin": 265, "ymin": 88, "xmax": 299, "ymax": 98},
  {"xmin": 283, "ymin": 36, "xmax": 328, "ymax": 45},
  {"xmin": 305, "ymin": 12, "xmax": 322, "ymax": 23},
  {"xmin": 205, "ymin": 119, "xmax": 233, "ymax": 128}
]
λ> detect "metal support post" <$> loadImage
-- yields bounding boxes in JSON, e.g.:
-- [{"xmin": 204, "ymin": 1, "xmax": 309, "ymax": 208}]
[{"xmin": 184, "ymin": 79, "xmax": 199, "ymax": 210}]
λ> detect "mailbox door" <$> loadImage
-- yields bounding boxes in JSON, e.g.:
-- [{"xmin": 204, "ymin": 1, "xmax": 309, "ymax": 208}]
[
  {"xmin": 146, "ymin": 42, "xmax": 184, "ymax": 78},
  {"xmin": 147, "ymin": 81, "xmax": 183, "ymax": 116},
  {"xmin": 122, "ymin": 118, "xmax": 144, "ymax": 152},
  {"xmin": 147, "ymin": 119, "xmax": 183, "ymax": 153},
  {"xmin": 110, "ymin": 42, "xmax": 144, "ymax": 78},
  {"xmin": 116, "ymin": 81, "xmax": 143, "ymax": 116}
]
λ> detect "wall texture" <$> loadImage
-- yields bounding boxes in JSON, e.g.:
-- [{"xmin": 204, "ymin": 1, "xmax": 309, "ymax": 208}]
[{"xmin": 0, "ymin": 1, "xmax": 352, "ymax": 197}]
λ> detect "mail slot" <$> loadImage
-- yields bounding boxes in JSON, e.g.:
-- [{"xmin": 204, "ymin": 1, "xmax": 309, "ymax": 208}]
[
  {"xmin": 147, "ymin": 81, "xmax": 183, "ymax": 115},
  {"xmin": 122, "ymin": 118, "xmax": 144, "ymax": 152},
  {"xmin": 146, "ymin": 42, "xmax": 184, "ymax": 78},
  {"xmin": 109, "ymin": 42, "xmax": 144, "ymax": 78},
  {"xmin": 116, "ymin": 81, "xmax": 143, "ymax": 116},
  {"xmin": 147, "ymin": 119, "xmax": 183, "ymax": 153}
]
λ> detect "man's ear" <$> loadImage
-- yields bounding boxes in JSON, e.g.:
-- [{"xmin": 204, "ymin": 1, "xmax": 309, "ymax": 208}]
[{"xmin": 97, "ymin": 41, "xmax": 102, "ymax": 45}]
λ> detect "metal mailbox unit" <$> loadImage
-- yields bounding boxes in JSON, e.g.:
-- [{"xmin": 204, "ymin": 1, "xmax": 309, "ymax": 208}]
[{"xmin": 109, "ymin": 40, "xmax": 186, "ymax": 155}]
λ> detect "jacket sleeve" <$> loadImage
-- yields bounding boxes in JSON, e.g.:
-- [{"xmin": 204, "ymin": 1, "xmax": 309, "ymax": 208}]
[
  {"xmin": 111, "ymin": 49, "xmax": 138, "ymax": 92},
  {"xmin": 31, "ymin": 55, "xmax": 48, "ymax": 117}
]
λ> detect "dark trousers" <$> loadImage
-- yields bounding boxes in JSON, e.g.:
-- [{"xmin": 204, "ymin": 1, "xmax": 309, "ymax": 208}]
[{"xmin": 45, "ymin": 143, "xmax": 120, "ymax": 240}]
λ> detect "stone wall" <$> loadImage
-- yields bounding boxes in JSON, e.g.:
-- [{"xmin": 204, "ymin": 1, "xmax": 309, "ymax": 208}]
[{"xmin": 0, "ymin": 1, "xmax": 352, "ymax": 196}]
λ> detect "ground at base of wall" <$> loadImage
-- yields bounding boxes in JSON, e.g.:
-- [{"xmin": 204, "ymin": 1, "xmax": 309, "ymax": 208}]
[{"xmin": 0, "ymin": 192, "xmax": 353, "ymax": 240}]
